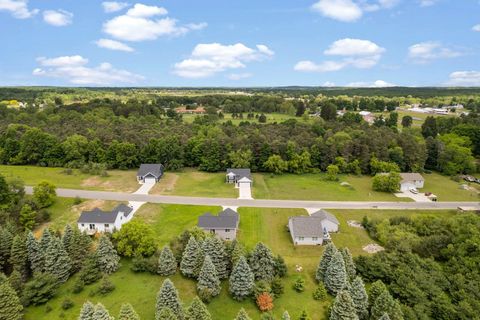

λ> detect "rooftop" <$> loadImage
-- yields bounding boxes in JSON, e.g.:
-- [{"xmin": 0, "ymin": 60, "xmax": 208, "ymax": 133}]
[
  {"xmin": 310, "ymin": 209, "xmax": 340, "ymax": 225},
  {"xmin": 137, "ymin": 164, "xmax": 164, "ymax": 178},
  {"xmin": 226, "ymin": 168, "xmax": 252, "ymax": 180},
  {"xmin": 78, "ymin": 204, "xmax": 133, "ymax": 224},
  {"xmin": 289, "ymin": 216, "xmax": 323, "ymax": 238},
  {"xmin": 198, "ymin": 208, "xmax": 239, "ymax": 229},
  {"xmin": 399, "ymin": 173, "xmax": 424, "ymax": 183}
]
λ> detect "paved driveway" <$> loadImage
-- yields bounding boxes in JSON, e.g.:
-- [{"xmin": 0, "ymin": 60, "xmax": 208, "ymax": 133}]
[
  {"xmin": 133, "ymin": 180, "xmax": 156, "ymax": 195},
  {"xmin": 395, "ymin": 191, "xmax": 432, "ymax": 202},
  {"xmin": 238, "ymin": 183, "xmax": 252, "ymax": 199}
]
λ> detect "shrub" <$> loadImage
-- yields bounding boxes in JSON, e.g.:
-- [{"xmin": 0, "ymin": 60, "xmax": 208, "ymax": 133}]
[
  {"xmin": 293, "ymin": 277, "xmax": 305, "ymax": 292},
  {"xmin": 97, "ymin": 276, "xmax": 115, "ymax": 295},
  {"xmin": 313, "ymin": 284, "xmax": 327, "ymax": 300},
  {"xmin": 72, "ymin": 278, "xmax": 84, "ymax": 294},
  {"xmin": 198, "ymin": 287, "xmax": 214, "ymax": 304},
  {"xmin": 73, "ymin": 197, "xmax": 82, "ymax": 205},
  {"xmin": 256, "ymin": 292, "xmax": 274, "ymax": 312},
  {"xmin": 253, "ymin": 280, "xmax": 272, "ymax": 298},
  {"xmin": 131, "ymin": 254, "xmax": 157, "ymax": 274},
  {"xmin": 61, "ymin": 298, "xmax": 74, "ymax": 310},
  {"xmin": 271, "ymin": 277, "xmax": 284, "ymax": 298}
]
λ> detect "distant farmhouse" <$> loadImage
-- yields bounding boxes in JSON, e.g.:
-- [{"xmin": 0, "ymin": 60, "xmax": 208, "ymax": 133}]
[
  {"xmin": 197, "ymin": 208, "xmax": 240, "ymax": 241},
  {"xmin": 137, "ymin": 164, "xmax": 164, "ymax": 184},
  {"xmin": 399, "ymin": 173, "xmax": 424, "ymax": 192},
  {"xmin": 77, "ymin": 204, "xmax": 133, "ymax": 235},
  {"xmin": 288, "ymin": 210, "xmax": 339, "ymax": 246},
  {"xmin": 226, "ymin": 168, "xmax": 252, "ymax": 187}
]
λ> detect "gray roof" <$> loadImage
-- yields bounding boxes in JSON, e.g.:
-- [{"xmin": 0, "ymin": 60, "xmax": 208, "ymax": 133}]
[
  {"xmin": 226, "ymin": 168, "xmax": 251, "ymax": 180},
  {"xmin": 137, "ymin": 164, "xmax": 164, "ymax": 178},
  {"xmin": 77, "ymin": 204, "xmax": 133, "ymax": 224},
  {"xmin": 399, "ymin": 173, "xmax": 424, "ymax": 184},
  {"xmin": 311, "ymin": 209, "xmax": 339, "ymax": 225},
  {"xmin": 198, "ymin": 208, "xmax": 239, "ymax": 229},
  {"xmin": 289, "ymin": 216, "xmax": 323, "ymax": 237}
]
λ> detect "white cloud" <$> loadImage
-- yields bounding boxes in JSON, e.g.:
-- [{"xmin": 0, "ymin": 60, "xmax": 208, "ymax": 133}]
[
  {"xmin": 227, "ymin": 73, "xmax": 253, "ymax": 80},
  {"xmin": 311, "ymin": 0, "xmax": 362, "ymax": 22},
  {"xmin": 103, "ymin": 3, "xmax": 206, "ymax": 42},
  {"xmin": 446, "ymin": 71, "xmax": 480, "ymax": 86},
  {"xmin": 102, "ymin": 1, "xmax": 129, "ymax": 13},
  {"xmin": 295, "ymin": 38, "xmax": 384, "ymax": 73},
  {"xmin": 33, "ymin": 55, "xmax": 144, "ymax": 85},
  {"xmin": 408, "ymin": 41, "xmax": 463, "ymax": 63},
  {"xmin": 346, "ymin": 80, "xmax": 396, "ymax": 87},
  {"xmin": 173, "ymin": 43, "xmax": 274, "ymax": 78},
  {"xmin": 419, "ymin": 0, "xmax": 438, "ymax": 7},
  {"xmin": 43, "ymin": 9, "xmax": 73, "ymax": 26},
  {"xmin": 95, "ymin": 38, "xmax": 134, "ymax": 52},
  {"xmin": 0, "ymin": 0, "xmax": 38, "ymax": 19},
  {"xmin": 472, "ymin": 24, "xmax": 480, "ymax": 32},
  {"xmin": 322, "ymin": 81, "xmax": 336, "ymax": 87}
]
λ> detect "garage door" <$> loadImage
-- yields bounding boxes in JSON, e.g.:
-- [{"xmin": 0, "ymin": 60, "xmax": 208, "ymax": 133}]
[{"xmin": 144, "ymin": 177, "xmax": 156, "ymax": 184}]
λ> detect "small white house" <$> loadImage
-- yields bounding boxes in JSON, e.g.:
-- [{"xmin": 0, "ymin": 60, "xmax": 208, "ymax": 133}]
[
  {"xmin": 310, "ymin": 209, "xmax": 340, "ymax": 233},
  {"xmin": 399, "ymin": 173, "xmax": 425, "ymax": 192},
  {"xmin": 77, "ymin": 204, "xmax": 133, "ymax": 234},
  {"xmin": 288, "ymin": 210, "xmax": 340, "ymax": 246},
  {"xmin": 226, "ymin": 169, "xmax": 252, "ymax": 187},
  {"xmin": 137, "ymin": 164, "xmax": 164, "ymax": 184}
]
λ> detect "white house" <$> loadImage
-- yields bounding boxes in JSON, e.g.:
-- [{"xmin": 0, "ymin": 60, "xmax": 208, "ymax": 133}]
[
  {"xmin": 137, "ymin": 164, "xmax": 164, "ymax": 184},
  {"xmin": 197, "ymin": 208, "xmax": 240, "ymax": 241},
  {"xmin": 288, "ymin": 210, "xmax": 340, "ymax": 246},
  {"xmin": 226, "ymin": 168, "xmax": 252, "ymax": 187},
  {"xmin": 77, "ymin": 204, "xmax": 133, "ymax": 235},
  {"xmin": 310, "ymin": 209, "xmax": 340, "ymax": 233},
  {"xmin": 399, "ymin": 173, "xmax": 425, "ymax": 192}
]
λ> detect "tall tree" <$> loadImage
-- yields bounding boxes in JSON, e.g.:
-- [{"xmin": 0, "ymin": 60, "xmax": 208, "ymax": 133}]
[
  {"xmin": 62, "ymin": 224, "xmax": 74, "ymax": 255},
  {"xmin": 92, "ymin": 303, "xmax": 113, "ymax": 320},
  {"xmin": 26, "ymin": 231, "xmax": 44, "ymax": 274},
  {"xmin": 156, "ymin": 278, "xmax": 183, "ymax": 320},
  {"xmin": 185, "ymin": 297, "xmax": 212, "ymax": 320},
  {"xmin": 19, "ymin": 204, "xmax": 36, "ymax": 230},
  {"xmin": 324, "ymin": 251, "xmax": 347, "ymax": 295},
  {"xmin": 79, "ymin": 301, "xmax": 95, "ymax": 320},
  {"xmin": 156, "ymin": 307, "xmax": 178, "ymax": 320},
  {"xmin": 96, "ymin": 235, "xmax": 120, "ymax": 274},
  {"xmin": 316, "ymin": 243, "xmax": 338, "ymax": 282},
  {"xmin": 321, "ymin": 102, "xmax": 337, "ymax": 121},
  {"xmin": 421, "ymin": 116, "xmax": 438, "ymax": 138},
  {"xmin": 201, "ymin": 237, "xmax": 228, "ymax": 279},
  {"xmin": 158, "ymin": 246, "xmax": 177, "ymax": 276},
  {"xmin": 32, "ymin": 181, "xmax": 56, "ymax": 208},
  {"xmin": 348, "ymin": 277, "xmax": 368, "ymax": 320},
  {"xmin": 197, "ymin": 255, "xmax": 221, "ymax": 297},
  {"xmin": 8, "ymin": 269, "xmax": 23, "ymax": 295},
  {"xmin": 329, "ymin": 290, "xmax": 359, "ymax": 320},
  {"xmin": 340, "ymin": 248, "xmax": 356, "ymax": 281},
  {"xmin": 118, "ymin": 303, "xmax": 140, "ymax": 320},
  {"xmin": 44, "ymin": 237, "xmax": 72, "ymax": 283},
  {"xmin": 371, "ymin": 291, "xmax": 403, "ymax": 320},
  {"xmin": 401, "ymin": 115, "xmax": 413, "ymax": 128},
  {"xmin": 0, "ymin": 227, "xmax": 13, "ymax": 272},
  {"xmin": 368, "ymin": 280, "xmax": 387, "ymax": 309},
  {"xmin": 9, "ymin": 234, "xmax": 27, "ymax": 277},
  {"xmin": 68, "ymin": 228, "xmax": 92, "ymax": 273},
  {"xmin": 39, "ymin": 228, "xmax": 53, "ymax": 253},
  {"xmin": 234, "ymin": 308, "xmax": 252, "ymax": 320},
  {"xmin": 181, "ymin": 236, "xmax": 202, "ymax": 278},
  {"xmin": 0, "ymin": 281, "xmax": 23, "ymax": 320},
  {"xmin": 248, "ymin": 242, "xmax": 276, "ymax": 281},
  {"xmin": 229, "ymin": 256, "xmax": 254, "ymax": 301}
]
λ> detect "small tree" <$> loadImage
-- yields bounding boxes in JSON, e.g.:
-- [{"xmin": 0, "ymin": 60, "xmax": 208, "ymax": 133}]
[
  {"xmin": 293, "ymin": 277, "xmax": 305, "ymax": 292},
  {"xmin": 401, "ymin": 115, "xmax": 413, "ymax": 128},
  {"xmin": 26, "ymin": 231, "xmax": 44, "ymax": 274},
  {"xmin": 316, "ymin": 243, "xmax": 338, "ymax": 282},
  {"xmin": 371, "ymin": 290, "xmax": 403, "ymax": 320},
  {"xmin": 256, "ymin": 292, "xmax": 274, "ymax": 312},
  {"xmin": 156, "ymin": 307, "xmax": 178, "ymax": 320},
  {"xmin": 97, "ymin": 275, "xmax": 115, "ymax": 295},
  {"xmin": 201, "ymin": 237, "xmax": 228, "ymax": 279},
  {"xmin": 112, "ymin": 220, "xmax": 156, "ymax": 257},
  {"xmin": 197, "ymin": 255, "xmax": 221, "ymax": 299},
  {"xmin": 19, "ymin": 204, "xmax": 36, "ymax": 230},
  {"xmin": 372, "ymin": 173, "xmax": 401, "ymax": 193},
  {"xmin": 299, "ymin": 310, "xmax": 312, "ymax": 320},
  {"xmin": 313, "ymin": 283, "xmax": 327, "ymax": 300},
  {"xmin": 281, "ymin": 310, "xmax": 291, "ymax": 320},
  {"xmin": 180, "ymin": 236, "xmax": 202, "ymax": 278},
  {"xmin": 368, "ymin": 280, "xmax": 387, "ymax": 309},
  {"xmin": 248, "ymin": 242, "xmax": 276, "ymax": 281},
  {"xmin": 96, "ymin": 235, "xmax": 120, "ymax": 274},
  {"xmin": 326, "ymin": 164, "xmax": 340, "ymax": 181},
  {"xmin": 185, "ymin": 296, "xmax": 211, "ymax": 320},
  {"xmin": 330, "ymin": 290, "xmax": 358, "ymax": 320},
  {"xmin": 92, "ymin": 303, "xmax": 113, "ymax": 320},
  {"xmin": 324, "ymin": 252, "xmax": 347, "ymax": 295},
  {"xmin": 235, "ymin": 308, "xmax": 252, "ymax": 320},
  {"xmin": 33, "ymin": 181, "xmax": 56, "ymax": 208},
  {"xmin": 229, "ymin": 256, "xmax": 254, "ymax": 301},
  {"xmin": 156, "ymin": 278, "xmax": 183, "ymax": 320},
  {"xmin": 158, "ymin": 246, "xmax": 177, "ymax": 276},
  {"xmin": 8, "ymin": 270, "xmax": 24, "ymax": 294},
  {"xmin": 118, "ymin": 303, "xmax": 140, "ymax": 320},
  {"xmin": 273, "ymin": 255, "xmax": 288, "ymax": 278},
  {"xmin": 0, "ymin": 281, "xmax": 23, "ymax": 320},
  {"xmin": 79, "ymin": 253, "xmax": 102, "ymax": 285},
  {"xmin": 79, "ymin": 301, "xmax": 95, "ymax": 320},
  {"xmin": 9, "ymin": 235, "xmax": 28, "ymax": 277},
  {"xmin": 44, "ymin": 237, "xmax": 72, "ymax": 283}
]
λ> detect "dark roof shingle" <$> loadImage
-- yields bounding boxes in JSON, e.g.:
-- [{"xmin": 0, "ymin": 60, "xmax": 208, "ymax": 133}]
[
  {"xmin": 226, "ymin": 168, "xmax": 251, "ymax": 180},
  {"xmin": 77, "ymin": 204, "xmax": 133, "ymax": 224},
  {"xmin": 198, "ymin": 208, "xmax": 239, "ymax": 229},
  {"xmin": 137, "ymin": 164, "xmax": 164, "ymax": 178}
]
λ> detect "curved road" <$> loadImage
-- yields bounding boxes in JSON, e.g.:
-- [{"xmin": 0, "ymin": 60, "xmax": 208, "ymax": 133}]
[{"xmin": 25, "ymin": 187, "xmax": 479, "ymax": 210}]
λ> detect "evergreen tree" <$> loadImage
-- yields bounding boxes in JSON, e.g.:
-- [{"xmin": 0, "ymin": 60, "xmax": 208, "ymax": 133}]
[
  {"xmin": 180, "ymin": 236, "xmax": 202, "ymax": 278},
  {"xmin": 201, "ymin": 237, "xmax": 228, "ymax": 279},
  {"xmin": 324, "ymin": 252, "xmax": 347, "ymax": 295},
  {"xmin": 156, "ymin": 307, "xmax": 178, "ymax": 320},
  {"xmin": 281, "ymin": 310, "xmax": 291, "ymax": 320},
  {"xmin": 93, "ymin": 303, "xmax": 113, "ymax": 320},
  {"xmin": 229, "ymin": 240, "xmax": 245, "ymax": 267},
  {"xmin": 118, "ymin": 303, "xmax": 140, "ymax": 320},
  {"xmin": 235, "ymin": 308, "xmax": 252, "ymax": 320},
  {"xmin": 229, "ymin": 256, "xmax": 254, "ymax": 301},
  {"xmin": 273, "ymin": 254, "xmax": 288, "ymax": 278},
  {"xmin": 368, "ymin": 280, "xmax": 387, "ymax": 309},
  {"xmin": 0, "ymin": 227, "xmax": 13, "ymax": 272},
  {"xmin": 340, "ymin": 248, "xmax": 356, "ymax": 281},
  {"xmin": 379, "ymin": 314, "xmax": 391, "ymax": 320},
  {"xmin": 40, "ymin": 228, "xmax": 53, "ymax": 253},
  {"xmin": 330, "ymin": 290, "xmax": 359, "ymax": 320},
  {"xmin": 185, "ymin": 297, "xmax": 212, "ymax": 320},
  {"xmin": 69, "ymin": 228, "xmax": 92, "ymax": 273},
  {"xmin": 19, "ymin": 204, "xmax": 36, "ymax": 230},
  {"xmin": 80, "ymin": 253, "xmax": 102, "ymax": 285},
  {"xmin": 316, "ymin": 243, "xmax": 338, "ymax": 282},
  {"xmin": 248, "ymin": 242, "xmax": 276, "ymax": 281},
  {"xmin": 299, "ymin": 310, "xmax": 312, "ymax": 320},
  {"xmin": 21, "ymin": 272, "xmax": 58, "ymax": 306},
  {"xmin": 156, "ymin": 278, "xmax": 183, "ymax": 320},
  {"xmin": 158, "ymin": 246, "xmax": 177, "ymax": 276},
  {"xmin": 9, "ymin": 234, "xmax": 27, "ymax": 277},
  {"xmin": 0, "ymin": 281, "xmax": 23, "ymax": 320},
  {"xmin": 26, "ymin": 231, "xmax": 44, "ymax": 274},
  {"xmin": 197, "ymin": 255, "xmax": 221, "ymax": 297},
  {"xmin": 8, "ymin": 269, "xmax": 23, "ymax": 295},
  {"xmin": 62, "ymin": 224, "xmax": 74, "ymax": 255},
  {"xmin": 79, "ymin": 301, "xmax": 95, "ymax": 320},
  {"xmin": 371, "ymin": 291, "xmax": 403, "ymax": 320},
  {"xmin": 348, "ymin": 277, "xmax": 368, "ymax": 320},
  {"xmin": 44, "ymin": 237, "xmax": 72, "ymax": 283},
  {"xmin": 96, "ymin": 235, "xmax": 120, "ymax": 274}
]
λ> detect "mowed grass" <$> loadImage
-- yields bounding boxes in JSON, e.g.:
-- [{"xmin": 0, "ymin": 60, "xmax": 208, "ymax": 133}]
[
  {"xmin": 421, "ymin": 172, "xmax": 479, "ymax": 201},
  {"xmin": 0, "ymin": 165, "xmax": 139, "ymax": 192},
  {"xmin": 181, "ymin": 113, "xmax": 308, "ymax": 125}
]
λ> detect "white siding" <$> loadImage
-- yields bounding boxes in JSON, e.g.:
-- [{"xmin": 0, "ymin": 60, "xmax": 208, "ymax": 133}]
[
  {"xmin": 322, "ymin": 220, "xmax": 339, "ymax": 233},
  {"xmin": 292, "ymin": 236, "xmax": 323, "ymax": 246},
  {"xmin": 203, "ymin": 228, "xmax": 237, "ymax": 241}
]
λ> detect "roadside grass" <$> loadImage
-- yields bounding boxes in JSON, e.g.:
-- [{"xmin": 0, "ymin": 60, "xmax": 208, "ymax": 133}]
[{"xmin": 421, "ymin": 172, "xmax": 480, "ymax": 201}]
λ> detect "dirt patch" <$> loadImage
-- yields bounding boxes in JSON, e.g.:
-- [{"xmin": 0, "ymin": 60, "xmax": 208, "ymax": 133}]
[
  {"xmin": 72, "ymin": 199, "xmax": 107, "ymax": 213},
  {"xmin": 347, "ymin": 220, "xmax": 364, "ymax": 229},
  {"xmin": 150, "ymin": 173, "xmax": 179, "ymax": 194},
  {"xmin": 363, "ymin": 243, "xmax": 384, "ymax": 254},
  {"xmin": 81, "ymin": 177, "xmax": 102, "ymax": 188}
]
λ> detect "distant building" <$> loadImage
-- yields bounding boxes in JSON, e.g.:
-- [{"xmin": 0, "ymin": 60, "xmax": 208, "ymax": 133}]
[
  {"xmin": 226, "ymin": 168, "xmax": 252, "ymax": 187},
  {"xmin": 399, "ymin": 173, "xmax": 425, "ymax": 192},
  {"xmin": 137, "ymin": 164, "xmax": 164, "ymax": 183},
  {"xmin": 288, "ymin": 210, "xmax": 340, "ymax": 246},
  {"xmin": 77, "ymin": 204, "xmax": 133, "ymax": 234},
  {"xmin": 197, "ymin": 208, "xmax": 240, "ymax": 241}
]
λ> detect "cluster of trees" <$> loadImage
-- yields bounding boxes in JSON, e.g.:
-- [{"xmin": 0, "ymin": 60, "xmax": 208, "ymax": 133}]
[
  {"xmin": 78, "ymin": 301, "xmax": 140, "ymax": 320},
  {"xmin": 358, "ymin": 213, "xmax": 480, "ymax": 319}
]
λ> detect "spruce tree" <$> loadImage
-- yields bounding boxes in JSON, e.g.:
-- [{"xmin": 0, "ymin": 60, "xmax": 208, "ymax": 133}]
[
  {"xmin": 62, "ymin": 224, "xmax": 74, "ymax": 255},
  {"xmin": 299, "ymin": 310, "xmax": 312, "ymax": 320},
  {"xmin": 19, "ymin": 204, "xmax": 36, "ymax": 230},
  {"xmin": 197, "ymin": 255, "xmax": 221, "ymax": 297},
  {"xmin": 281, "ymin": 310, "xmax": 291, "ymax": 320},
  {"xmin": 44, "ymin": 237, "xmax": 72, "ymax": 283},
  {"xmin": 158, "ymin": 246, "xmax": 177, "ymax": 276},
  {"xmin": 96, "ymin": 235, "xmax": 120, "ymax": 274},
  {"xmin": 180, "ymin": 237, "xmax": 202, "ymax": 278},
  {"xmin": 118, "ymin": 303, "xmax": 140, "ymax": 320},
  {"xmin": 330, "ymin": 290, "xmax": 359, "ymax": 320},
  {"xmin": 340, "ymin": 248, "xmax": 356, "ymax": 281},
  {"xmin": 371, "ymin": 291, "xmax": 403, "ymax": 320},
  {"xmin": 368, "ymin": 280, "xmax": 387, "ymax": 309},
  {"xmin": 235, "ymin": 308, "xmax": 252, "ymax": 320},
  {"xmin": 201, "ymin": 237, "xmax": 228, "ymax": 279},
  {"xmin": 348, "ymin": 277, "xmax": 368, "ymax": 320},
  {"xmin": 70, "ymin": 228, "xmax": 92, "ymax": 273},
  {"xmin": 26, "ymin": 231, "xmax": 44, "ymax": 274},
  {"xmin": 185, "ymin": 296, "xmax": 212, "ymax": 320},
  {"xmin": 156, "ymin": 278, "xmax": 183, "ymax": 320},
  {"xmin": 248, "ymin": 242, "xmax": 276, "ymax": 281},
  {"xmin": 230, "ymin": 240, "xmax": 246, "ymax": 267},
  {"xmin": 0, "ymin": 281, "xmax": 23, "ymax": 320},
  {"xmin": 316, "ymin": 242, "xmax": 338, "ymax": 282},
  {"xmin": 79, "ymin": 301, "xmax": 95, "ymax": 320},
  {"xmin": 0, "ymin": 227, "xmax": 13, "ymax": 271},
  {"xmin": 156, "ymin": 307, "xmax": 178, "ymax": 320},
  {"xmin": 379, "ymin": 313, "xmax": 391, "ymax": 320},
  {"xmin": 8, "ymin": 269, "xmax": 23, "ymax": 295},
  {"xmin": 324, "ymin": 251, "xmax": 347, "ymax": 295},
  {"xmin": 229, "ymin": 256, "xmax": 254, "ymax": 301},
  {"xmin": 9, "ymin": 234, "xmax": 27, "ymax": 277},
  {"xmin": 93, "ymin": 303, "xmax": 113, "ymax": 320},
  {"xmin": 40, "ymin": 228, "xmax": 53, "ymax": 253}
]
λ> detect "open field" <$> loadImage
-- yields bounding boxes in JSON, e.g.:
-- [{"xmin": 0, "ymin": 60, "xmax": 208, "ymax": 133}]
[
  {"xmin": 421, "ymin": 173, "xmax": 479, "ymax": 201},
  {"xmin": 379, "ymin": 109, "xmax": 458, "ymax": 128},
  {"xmin": 181, "ymin": 112, "xmax": 308, "ymax": 125}
]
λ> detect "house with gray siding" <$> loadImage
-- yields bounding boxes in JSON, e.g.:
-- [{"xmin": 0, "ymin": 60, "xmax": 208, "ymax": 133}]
[
  {"xmin": 197, "ymin": 208, "xmax": 239, "ymax": 241},
  {"xmin": 288, "ymin": 210, "xmax": 340, "ymax": 246}
]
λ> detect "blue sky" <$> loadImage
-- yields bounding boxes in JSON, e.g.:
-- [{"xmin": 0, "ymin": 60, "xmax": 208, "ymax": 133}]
[{"xmin": 0, "ymin": 0, "xmax": 479, "ymax": 87}]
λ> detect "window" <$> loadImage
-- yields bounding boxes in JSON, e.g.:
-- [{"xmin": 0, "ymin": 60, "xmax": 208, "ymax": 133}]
[
  {"xmin": 104, "ymin": 224, "xmax": 110, "ymax": 228},
  {"xmin": 210, "ymin": 230, "xmax": 216, "ymax": 234},
  {"xmin": 225, "ymin": 229, "xmax": 230, "ymax": 232},
  {"xmin": 89, "ymin": 224, "xmax": 95, "ymax": 230},
  {"xmin": 299, "ymin": 237, "xmax": 304, "ymax": 241},
  {"xmin": 312, "ymin": 237, "xmax": 318, "ymax": 241},
  {"xmin": 81, "ymin": 224, "xmax": 84, "ymax": 227}
]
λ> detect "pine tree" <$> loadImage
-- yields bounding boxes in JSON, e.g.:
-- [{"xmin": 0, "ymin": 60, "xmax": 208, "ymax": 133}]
[
  {"xmin": 180, "ymin": 237, "xmax": 202, "ymax": 278},
  {"xmin": 158, "ymin": 246, "xmax": 177, "ymax": 276},
  {"xmin": 0, "ymin": 281, "xmax": 23, "ymax": 320},
  {"xmin": 93, "ymin": 303, "xmax": 113, "ymax": 320},
  {"xmin": 70, "ymin": 228, "xmax": 92, "ymax": 273},
  {"xmin": 299, "ymin": 310, "xmax": 312, "ymax": 320},
  {"xmin": 229, "ymin": 256, "xmax": 254, "ymax": 301},
  {"xmin": 9, "ymin": 234, "xmax": 27, "ymax": 277},
  {"xmin": 197, "ymin": 255, "xmax": 221, "ymax": 297},
  {"xmin": 348, "ymin": 277, "xmax": 368, "ymax": 320},
  {"xmin": 248, "ymin": 242, "xmax": 276, "ymax": 281},
  {"xmin": 118, "ymin": 303, "xmax": 140, "ymax": 320},
  {"xmin": 79, "ymin": 301, "xmax": 95, "ymax": 320},
  {"xmin": 324, "ymin": 251, "xmax": 347, "ymax": 295},
  {"xmin": 329, "ymin": 290, "xmax": 359, "ymax": 320},
  {"xmin": 79, "ymin": 253, "xmax": 102, "ymax": 285},
  {"xmin": 274, "ymin": 255, "xmax": 288, "ymax": 278},
  {"xmin": 234, "ymin": 308, "xmax": 252, "ymax": 320},
  {"xmin": 340, "ymin": 248, "xmax": 356, "ymax": 281},
  {"xmin": 19, "ymin": 204, "xmax": 36, "ymax": 230},
  {"xmin": 281, "ymin": 310, "xmax": 291, "ymax": 320},
  {"xmin": 379, "ymin": 313, "xmax": 391, "ymax": 320},
  {"xmin": 201, "ymin": 237, "xmax": 228, "ymax": 279},
  {"xmin": 62, "ymin": 224, "xmax": 74, "ymax": 255},
  {"xmin": 44, "ymin": 237, "xmax": 72, "ymax": 283},
  {"xmin": 8, "ymin": 269, "xmax": 23, "ymax": 295},
  {"xmin": 26, "ymin": 231, "xmax": 44, "ymax": 274},
  {"xmin": 96, "ymin": 235, "xmax": 120, "ymax": 274},
  {"xmin": 185, "ymin": 297, "xmax": 212, "ymax": 320},
  {"xmin": 40, "ymin": 228, "xmax": 53, "ymax": 253},
  {"xmin": 368, "ymin": 280, "xmax": 387, "ymax": 309},
  {"xmin": 156, "ymin": 307, "xmax": 178, "ymax": 320},
  {"xmin": 156, "ymin": 278, "xmax": 183, "ymax": 320},
  {"xmin": 229, "ymin": 240, "xmax": 246, "ymax": 267},
  {"xmin": 371, "ymin": 291, "xmax": 403, "ymax": 320},
  {"xmin": 316, "ymin": 242, "xmax": 338, "ymax": 282},
  {"xmin": 0, "ymin": 227, "xmax": 13, "ymax": 272}
]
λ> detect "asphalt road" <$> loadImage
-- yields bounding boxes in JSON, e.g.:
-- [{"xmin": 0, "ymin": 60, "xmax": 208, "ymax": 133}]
[{"xmin": 25, "ymin": 187, "xmax": 480, "ymax": 210}]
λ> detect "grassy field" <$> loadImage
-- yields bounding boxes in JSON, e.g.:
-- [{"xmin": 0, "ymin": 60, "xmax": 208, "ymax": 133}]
[
  {"xmin": 0, "ymin": 165, "xmax": 138, "ymax": 192},
  {"xmin": 181, "ymin": 112, "xmax": 308, "ymax": 125},
  {"xmin": 421, "ymin": 172, "xmax": 479, "ymax": 201},
  {"xmin": 379, "ymin": 109, "xmax": 458, "ymax": 128}
]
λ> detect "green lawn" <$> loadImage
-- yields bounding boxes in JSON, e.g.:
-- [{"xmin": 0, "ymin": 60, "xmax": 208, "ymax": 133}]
[
  {"xmin": 421, "ymin": 172, "xmax": 479, "ymax": 201},
  {"xmin": 181, "ymin": 112, "xmax": 308, "ymax": 125}
]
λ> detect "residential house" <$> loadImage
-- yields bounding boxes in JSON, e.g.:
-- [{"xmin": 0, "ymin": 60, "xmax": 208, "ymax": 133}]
[
  {"xmin": 399, "ymin": 173, "xmax": 425, "ymax": 192},
  {"xmin": 197, "ymin": 208, "xmax": 239, "ymax": 241},
  {"xmin": 288, "ymin": 210, "xmax": 340, "ymax": 246},
  {"xmin": 226, "ymin": 168, "xmax": 252, "ymax": 187},
  {"xmin": 310, "ymin": 209, "xmax": 340, "ymax": 232},
  {"xmin": 137, "ymin": 164, "xmax": 164, "ymax": 183},
  {"xmin": 77, "ymin": 204, "xmax": 133, "ymax": 234}
]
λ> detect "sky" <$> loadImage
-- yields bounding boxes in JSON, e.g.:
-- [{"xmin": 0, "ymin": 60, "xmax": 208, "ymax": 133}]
[{"xmin": 0, "ymin": 0, "xmax": 480, "ymax": 87}]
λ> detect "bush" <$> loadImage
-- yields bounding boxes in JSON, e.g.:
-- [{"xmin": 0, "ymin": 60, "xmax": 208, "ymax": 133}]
[
  {"xmin": 73, "ymin": 196, "xmax": 82, "ymax": 205},
  {"xmin": 131, "ymin": 254, "xmax": 157, "ymax": 274},
  {"xmin": 313, "ymin": 284, "xmax": 327, "ymax": 300},
  {"xmin": 72, "ymin": 278, "xmax": 84, "ymax": 294},
  {"xmin": 198, "ymin": 287, "xmax": 214, "ymax": 304},
  {"xmin": 253, "ymin": 280, "xmax": 272, "ymax": 298},
  {"xmin": 293, "ymin": 277, "xmax": 305, "ymax": 292},
  {"xmin": 97, "ymin": 276, "xmax": 115, "ymax": 295},
  {"xmin": 271, "ymin": 277, "xmax": 284, "ymax": 298},
  {"xmin": 61, "ymin": 298, "xmax": 74, "ymax": 310},
  {"xmin": 256, "ymin": 292, "xmax": 274, "ymax": 312},
  {"xmin": 45, "ymin": 305, "xmax": 52, "ymax": 313}
]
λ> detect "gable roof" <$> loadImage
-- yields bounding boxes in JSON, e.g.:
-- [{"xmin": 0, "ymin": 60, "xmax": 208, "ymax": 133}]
[
  {"xmin": 111, "ymin": 203, "xmax": 133, "ymax": 218},
  {"xmin": 226, "ymin": 168, "xmax": 251, "ymax": 180},
  {"xmin": 310, "ymin": 209, "xmax": 339, "ymax": 225},
  {"xmin": 77, "ymin": 204, "xmax": 133, "ymax": 224},
  {"xmin": 137, "ymin": 164, "xmax": 164, "ymax": 178},
  {"xmin": 198, "ymin": 209, "xmax": 239, "ymax": 229},
  {"xmin": 289, "ymin": 216, "xmax": 323, "ymax": 237},
  {"xmin": 399, "ymin": 173, "xmax": 424, "ymax": 184}
]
